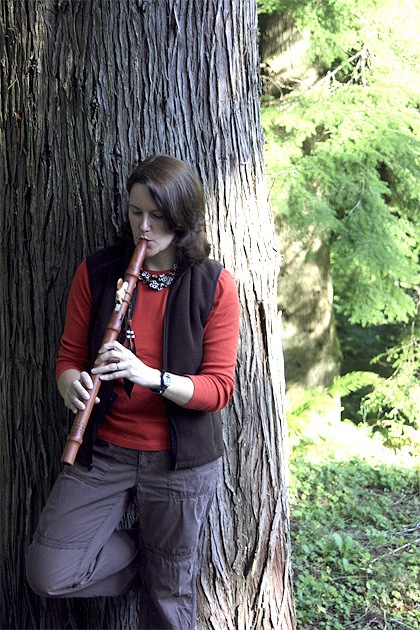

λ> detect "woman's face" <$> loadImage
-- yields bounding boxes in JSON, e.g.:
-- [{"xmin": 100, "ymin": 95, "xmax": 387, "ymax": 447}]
[{"xmin": 128, "ymin": 183, "xmax": 176, "ymax": 270}]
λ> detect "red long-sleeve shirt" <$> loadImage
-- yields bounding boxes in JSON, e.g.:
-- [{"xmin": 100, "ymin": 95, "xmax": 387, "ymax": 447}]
[{"xmin": 56, "ymin": 261, "xmax": 240, "ymax": 451}]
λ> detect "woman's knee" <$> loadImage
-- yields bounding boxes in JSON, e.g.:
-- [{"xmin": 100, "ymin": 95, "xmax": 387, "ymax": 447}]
[{"xmin": 25, "ymin": 541, "xmax": 77, "ymax": 597}]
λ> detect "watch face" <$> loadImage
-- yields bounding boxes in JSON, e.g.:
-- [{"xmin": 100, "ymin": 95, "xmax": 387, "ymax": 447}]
[{"xmin": 162, "ymin": 372, "xmax": 171, "ymax": 387}]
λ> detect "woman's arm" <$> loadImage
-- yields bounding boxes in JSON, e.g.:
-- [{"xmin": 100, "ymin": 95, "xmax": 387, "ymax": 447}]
[
  {"xmin": 56, "ymin": 261, "xmax": 98, "ymax": 412},
  {"xmin": 184, "ymin": 268, "xmax": 240, "ymax": 411},
  {"xmin": 90, "ymin": 268, "xmax": 239, "ymax": 411},
  {"xmin": 91, "ymin": 341, "xmax": 195, "ymax": 406},
  {"xmin": 56, "ymin": 260, "xmax": 92, "ymax": 380}
]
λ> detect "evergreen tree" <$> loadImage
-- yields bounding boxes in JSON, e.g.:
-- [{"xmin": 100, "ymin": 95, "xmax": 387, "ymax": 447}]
[
  {"xmin": 261, "ymin": 0, "xmax": 420, "ymax": 326},
  {"xmin": 259, "ymin": 0, "xmax": 420, "ymax": 440}
]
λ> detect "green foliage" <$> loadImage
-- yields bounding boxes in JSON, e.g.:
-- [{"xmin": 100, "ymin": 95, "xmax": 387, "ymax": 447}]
[
  {"xmin": 360, "ymin": 319, "xmax": 420, "ymax": 452},
  {"xmin": 287, "ymin": 371, "xmax": 382, "ymax": 449},
  {"xmin": 261, "ymin": 0, "xmax": 420, "ymax": 327},
  {"xmin": 335, "ymin": 311, "xmax": 420, "ymax": 453},
  {"xmin": 263, "ymin": 79, "xmax": 420, "ymax": 325},
  {"xmin": 287, "ymin": 376, "xmax": 420, "ymax": 626},
  {"xmin": 289, "ymin": 455, "xmax": 420, "ymax": 628},
  {"xmin": 258, "ymin": 0, "xmax": 381, "ymax": 69},
  {"xmin": 260, "ymin": 9, "xmax": 420, "ymax": 622},
  {"xmin": 287, "ymin": 353, "xmax": 420, "ymax": 455}
]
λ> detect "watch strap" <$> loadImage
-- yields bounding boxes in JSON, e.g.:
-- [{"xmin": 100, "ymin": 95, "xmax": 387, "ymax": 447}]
[{"xmin": 150, "ymin": 369, "xmax": 170, "ymax": 395}]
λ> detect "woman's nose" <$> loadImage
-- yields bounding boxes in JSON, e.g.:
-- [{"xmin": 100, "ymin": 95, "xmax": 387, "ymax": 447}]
[{"xmin": 140, "ymin": 214, "xmax": 150, "ymax": 230}]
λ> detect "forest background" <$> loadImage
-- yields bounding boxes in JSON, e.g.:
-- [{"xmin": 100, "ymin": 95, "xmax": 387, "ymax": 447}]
[{"xmin": 257, "ymin": 0, "xmax": 419, "ymax": 627}]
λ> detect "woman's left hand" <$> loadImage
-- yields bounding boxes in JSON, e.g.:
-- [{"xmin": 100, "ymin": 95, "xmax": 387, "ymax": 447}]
[{"xmin": 91, "ymin": 340, "xmax": 159, "ymax": 389}]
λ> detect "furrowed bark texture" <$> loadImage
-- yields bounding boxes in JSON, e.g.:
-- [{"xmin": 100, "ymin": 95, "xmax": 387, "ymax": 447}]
[{"xmin": 0, "ymin": 1, "xmax": 295, "ymax": 628}]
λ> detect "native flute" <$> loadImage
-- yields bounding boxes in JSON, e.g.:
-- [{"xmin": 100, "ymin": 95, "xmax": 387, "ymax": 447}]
[{"xmin": 60, "ymin": 238, "xmax": 148, "ymax": 465}]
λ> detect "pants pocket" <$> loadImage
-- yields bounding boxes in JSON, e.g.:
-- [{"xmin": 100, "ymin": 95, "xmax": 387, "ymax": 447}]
[{"xmin": 168, "ymin": 457, "xmax": 222, "ymax": 500}]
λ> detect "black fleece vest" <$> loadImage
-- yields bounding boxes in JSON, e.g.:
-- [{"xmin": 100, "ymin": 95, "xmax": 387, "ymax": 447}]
[{"xmin": 74, "ymin": 243, "xmax": 223, "ymax": 470}]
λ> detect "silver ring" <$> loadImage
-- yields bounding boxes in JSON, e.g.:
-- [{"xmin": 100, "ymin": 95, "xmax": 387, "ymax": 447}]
[{"xmin": 116, "ymin": 364, "xmax": 120, "ymax": 371}]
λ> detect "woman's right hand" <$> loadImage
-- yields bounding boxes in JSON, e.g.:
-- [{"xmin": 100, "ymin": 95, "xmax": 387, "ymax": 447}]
[{"xmin": 59, "ymin": 370, "xmax": 100, "ymax": 414}]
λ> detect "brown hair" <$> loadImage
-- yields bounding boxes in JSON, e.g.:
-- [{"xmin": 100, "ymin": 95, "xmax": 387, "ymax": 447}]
[{"xmin": 126, "ymin": 155, "xmax": 210, "ymax": 262}]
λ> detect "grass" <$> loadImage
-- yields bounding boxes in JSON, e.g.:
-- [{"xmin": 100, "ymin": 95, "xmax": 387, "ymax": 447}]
[{"xmin": 288, "ymin": 416, "xmax": 420, "ymax": 629}]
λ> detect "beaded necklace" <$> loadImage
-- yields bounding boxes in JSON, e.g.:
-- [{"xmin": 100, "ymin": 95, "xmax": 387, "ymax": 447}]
[
  {"xmin": 125, "ymin": 263, "xmax": 178, "ymax": 363},
  {"xmin": 138, "ymin": 263, "xmax": 178, "ymax": 291}
]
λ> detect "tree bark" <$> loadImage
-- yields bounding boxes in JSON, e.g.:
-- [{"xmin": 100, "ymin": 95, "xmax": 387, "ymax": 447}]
[
  {"xmin": 0, "ymin": 1, "xmax": 295, "ymax": 628},
  {"xmin": 278, "ymin": 225, "xmax": 342, "ymax": 391},
  {"xmin": 258, "ymin": 10, "xmax": 318, "ymax": 97}
]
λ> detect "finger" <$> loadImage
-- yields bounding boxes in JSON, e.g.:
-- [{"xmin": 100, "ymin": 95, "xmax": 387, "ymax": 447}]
[
  {"xmin": 92, "ymin": 361, "xmax": 122, "ymax": 376},
  {"xmin": 66, "ymin": 396, "xmax": 86, "ymax": 413},
  {"xmin": 95, "ymin": 350, "xmax": 127, "ymax": 366},
  {"xmin": 74, "ymin": 397, "xmax": 88, "ymax": 411},
  {"xmin": 95, "ymin": 351, "xmax": 116, "ymax": 364},
  {"xmin": 74, "ymin": 380, "xmax": 91, "ymax": 400},
  {"xmin": 79, "ymin": 370, "xmax": 94, "ymax": 389},
  {"xmin": 66, "ymin": 401, "xmax": 78, "ymax": 414},
  {"xmin": 69, "ymin": 394, "xmax": 100, "ymax": 408},
  {"xmin": 99, "ymin": 340, "xmax": 124, "ymax": 354},
  {"xmin": 72, "ymin": 395, "xmax": 100, "ymax": 408}
]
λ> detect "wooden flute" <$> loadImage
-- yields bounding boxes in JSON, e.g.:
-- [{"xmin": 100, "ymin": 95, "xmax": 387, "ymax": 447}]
[{"xmin": 60, "ymin": 238, "xmax": 148, "ymax": 465}]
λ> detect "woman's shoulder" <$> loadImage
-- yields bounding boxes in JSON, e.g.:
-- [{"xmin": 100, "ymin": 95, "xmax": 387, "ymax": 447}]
[
  {"xmin": 196, "ymin": 260, "xmax": 238, "ymax": 306},
  {"xmin": 217, "ymin": 267, "xmax": 239, "ymax": 301},
  {"xmin": 200, "ymin": 258, "xmax": 223, "ymax": 278},
  {"xmin": 201, "ymin": 259, "xmax": 236, "ymax": 285}
]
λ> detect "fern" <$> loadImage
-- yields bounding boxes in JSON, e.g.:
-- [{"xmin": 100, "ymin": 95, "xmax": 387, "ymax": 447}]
[
  {"xmin": 329, "ymin": 372, "xmax": 382, "ymax": 398},
  {"xmin": 287, "ymin": 371, "xmax": 382, "ymax": 425}
]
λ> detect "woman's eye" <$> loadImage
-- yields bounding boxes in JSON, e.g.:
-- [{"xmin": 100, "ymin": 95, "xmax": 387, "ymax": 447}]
[{"xmin": 152, "ymin": 213, "xmax": 164, "ymax": 220}]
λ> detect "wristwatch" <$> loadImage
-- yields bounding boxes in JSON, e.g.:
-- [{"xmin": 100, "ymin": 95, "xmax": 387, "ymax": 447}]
[{"xmin": 150, "ymin": 370, "xmax": 171, "ymax": 395}]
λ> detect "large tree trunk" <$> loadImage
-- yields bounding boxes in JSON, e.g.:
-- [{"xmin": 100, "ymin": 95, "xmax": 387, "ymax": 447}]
[
  {"xmin": 0, "ymin": 1, "xmax": 295, "ymax": 628},
  {"xmin": 258, "ymin": 11, "xmax": 318, "ymax": 97},
  {"xmin": 278, "ymin": 225, "xmax": 342, "ymax": 392},
  {"xmin": 277, "ymin": 225, "xmax": 342, "ymax": 426}
]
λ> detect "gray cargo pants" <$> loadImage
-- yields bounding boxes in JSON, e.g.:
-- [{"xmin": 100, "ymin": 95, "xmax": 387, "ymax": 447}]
[{"xmin": 26, "ymin": 439, "xmax": 221, "ymax": 630}]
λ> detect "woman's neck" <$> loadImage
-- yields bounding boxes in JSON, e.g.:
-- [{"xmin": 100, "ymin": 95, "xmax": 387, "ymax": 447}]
[{"xmin": 143, "ymin": 246, "xmax": 176, "ymax": 271}]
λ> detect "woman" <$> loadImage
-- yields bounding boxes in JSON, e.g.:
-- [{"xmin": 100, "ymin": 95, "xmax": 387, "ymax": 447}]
[{"xmin": 26, "ymin": 155, "xmax": 240, "ymax": 629}]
